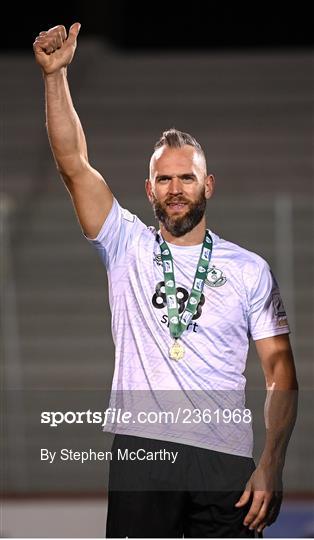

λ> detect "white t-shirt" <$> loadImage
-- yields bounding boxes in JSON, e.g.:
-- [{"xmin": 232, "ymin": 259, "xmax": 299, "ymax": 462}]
[{"xmin": 88, "ymin": 199, "xmax": 290, "ymax": 457}]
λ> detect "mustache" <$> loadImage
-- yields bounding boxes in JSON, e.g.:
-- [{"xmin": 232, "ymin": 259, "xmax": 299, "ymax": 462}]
[{"xmin": 164, "ymin": 197, "xmax": 190, "ymax": 205}]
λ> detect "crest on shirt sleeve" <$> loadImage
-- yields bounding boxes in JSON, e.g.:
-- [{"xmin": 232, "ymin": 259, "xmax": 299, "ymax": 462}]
[{"xmin": 272, "ymin": 292, "xmax": 288, "ymax": 326}]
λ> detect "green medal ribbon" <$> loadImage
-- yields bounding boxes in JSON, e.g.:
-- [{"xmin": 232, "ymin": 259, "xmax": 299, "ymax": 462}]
[{"xmin": 159, "ymin": 231, "xmax": 213, "ymax": 342}]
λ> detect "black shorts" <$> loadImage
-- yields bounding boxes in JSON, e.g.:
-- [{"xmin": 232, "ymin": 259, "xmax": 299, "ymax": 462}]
[{"xmin": 106, "ymin": 434, "xmax": 259, "ymax": 538}]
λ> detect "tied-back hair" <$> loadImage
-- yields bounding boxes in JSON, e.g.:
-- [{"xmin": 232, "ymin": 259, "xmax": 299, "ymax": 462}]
[{"xmin": 154, "ymin": 128, "xmax": 204, "ymax": 154}]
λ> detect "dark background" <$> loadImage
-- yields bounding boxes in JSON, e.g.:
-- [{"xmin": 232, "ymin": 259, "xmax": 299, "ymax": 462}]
[{"xmin": 2, "ymin": 1, "xmax": 313, "ymax": 51}]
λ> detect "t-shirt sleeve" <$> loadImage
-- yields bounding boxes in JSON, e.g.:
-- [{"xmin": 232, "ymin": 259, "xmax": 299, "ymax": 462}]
[
  {"xmin": 85, "ymin": 198, "xmax": 146, "ymax": 268},
  {"xmin": 247, "ymin": 258, "xmax": 290, "ymax": 340}
]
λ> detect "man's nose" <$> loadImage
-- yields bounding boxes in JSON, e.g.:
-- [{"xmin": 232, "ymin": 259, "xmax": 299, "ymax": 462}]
[{"xmin": 168, "ymin": 177, "xmax": 183, "ymax": 194}]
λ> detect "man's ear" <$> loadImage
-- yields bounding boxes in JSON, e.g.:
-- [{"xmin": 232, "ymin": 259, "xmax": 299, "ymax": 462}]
[
  {"xmin": 205, "ymin": 174, "xmax": 215, "ymax": 200},
  {"xmin": 145, "ymin": 178, "xmax": 154, "ymax": 204}
]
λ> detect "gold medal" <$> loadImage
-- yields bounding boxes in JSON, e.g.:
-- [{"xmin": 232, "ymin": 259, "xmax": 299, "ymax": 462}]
[{"xmin": 169, "ymin": 340, "xmax": 185, "ymax": 361}]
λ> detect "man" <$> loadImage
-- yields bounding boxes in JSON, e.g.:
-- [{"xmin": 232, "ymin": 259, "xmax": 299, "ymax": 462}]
[{"xmin": 33, "ymin": 23, "xmax": 298, "ymax": 538}]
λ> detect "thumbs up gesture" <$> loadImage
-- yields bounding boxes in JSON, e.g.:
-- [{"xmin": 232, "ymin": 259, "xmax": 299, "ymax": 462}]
[{"xmin": 33, "ymin": 23, "xmax": 81, "ymax": 74}]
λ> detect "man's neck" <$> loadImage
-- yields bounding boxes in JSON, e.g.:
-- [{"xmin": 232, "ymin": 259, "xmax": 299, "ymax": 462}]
[{"xmin": 160, "ymin": 217, "xmax": 206, "ymax": 246}]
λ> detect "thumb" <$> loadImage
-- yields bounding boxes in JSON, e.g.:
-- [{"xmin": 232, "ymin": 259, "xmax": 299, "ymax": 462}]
[
  {"xmin": 235, "ymin": 486, "xmax": 251, "ymax": 507},
  {"xmin": 68, "ymin": 22, "xmax": 81, "ymax": 42}
]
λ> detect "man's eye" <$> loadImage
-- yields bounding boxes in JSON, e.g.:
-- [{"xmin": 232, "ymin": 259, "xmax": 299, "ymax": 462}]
[{"xmin": 182, "ymin": 177, "xmax": 193, "ymax": 182}]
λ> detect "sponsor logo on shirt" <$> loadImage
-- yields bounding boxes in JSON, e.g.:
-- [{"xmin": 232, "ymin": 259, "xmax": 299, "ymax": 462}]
[{"xmin": 152, "ymin": 281, "xmax": 205, "ymax": 322}]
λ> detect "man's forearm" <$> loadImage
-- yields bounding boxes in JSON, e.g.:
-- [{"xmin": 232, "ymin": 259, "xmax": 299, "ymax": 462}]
[
  {"xmin": 259, "ymin": 385, "xmax": 298, "ymax": 473},
  {"xmin": 44, "ymin": 68, "xmax": 88, "ymax": 176}
]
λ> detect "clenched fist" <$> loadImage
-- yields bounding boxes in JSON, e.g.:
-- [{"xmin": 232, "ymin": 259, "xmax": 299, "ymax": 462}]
[{"xmin": 33, "ymin": 23, "xmax": 81, "ymax": 74}]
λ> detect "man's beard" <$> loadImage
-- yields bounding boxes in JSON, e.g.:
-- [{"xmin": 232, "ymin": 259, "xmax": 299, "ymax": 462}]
[{"xmin": 152, "ymin": 188, "xmax": 206, "ymax": 237}]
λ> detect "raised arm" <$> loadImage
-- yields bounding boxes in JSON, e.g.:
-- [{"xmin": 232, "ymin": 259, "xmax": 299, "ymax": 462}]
[{"xmin": 33, "ymin": 23, "xmax": 113, "ymax": 238}]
